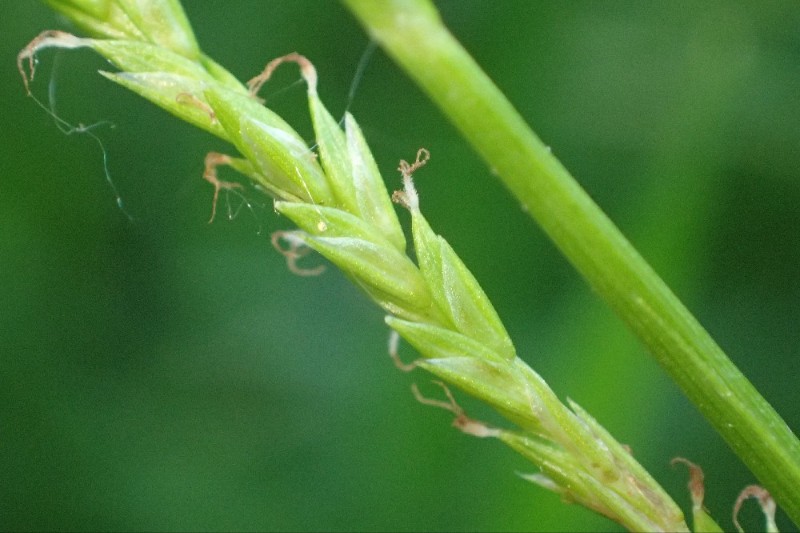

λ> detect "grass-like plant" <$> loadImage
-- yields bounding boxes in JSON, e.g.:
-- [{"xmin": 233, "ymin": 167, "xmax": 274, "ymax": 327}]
[{"xmin": 18, "ymin": 0, "xmax": 799, "ymax": 530}]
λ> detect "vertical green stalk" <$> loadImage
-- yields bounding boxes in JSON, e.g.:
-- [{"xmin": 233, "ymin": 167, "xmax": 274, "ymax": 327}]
[{"xmin": 342, "ymin": 0, "xmax": 800, "ymax": 525}]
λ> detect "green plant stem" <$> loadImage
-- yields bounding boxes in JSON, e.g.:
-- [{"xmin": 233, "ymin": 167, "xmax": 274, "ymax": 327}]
[{"xmin": 343, "ymin": 0, "xmax": 800, "ymax": 525}]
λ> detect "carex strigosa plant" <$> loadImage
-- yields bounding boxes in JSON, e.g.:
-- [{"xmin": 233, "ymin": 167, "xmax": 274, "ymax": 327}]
[{"xmin": 20, "ymin": 0, "xmax": 774, "ymax": 530}]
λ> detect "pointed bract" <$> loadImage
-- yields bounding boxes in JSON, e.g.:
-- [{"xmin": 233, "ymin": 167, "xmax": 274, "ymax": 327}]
[
  {"xmin": 46, "ymin": 0, "xmax": 146, "ymax": 41},
  {"xmin": 276, "ymin": 202, "xmax": 437, "ymax": 322},
  {"xmin": 346, "ymin": 113, "xmax": 406, "ymax": 253},
  {"xmin": 101, "ymin": 72, "xmax": 227, "ymax": 138},
  {"xmin": 385, "ymin": 317, "xmax": 507, "ymax": 364},
  {"xmin": 309, "ymin": 94, "xmax": 359, "ymax": 214},
  {"xmin": 416, "ymin": 356, "xmax": 541, "ymax": 432},
  {"xmin": 410, "ymin": 208, "xmax": 515, "ymax": 360},
  {"xmin": 204, "ymin": 87, "xmax": 334, "ymax": 205},
  {"xmin": 114, "ymin": 0, "xmax": 200, "ymax": 59},
  {"xmin": 92, "ymin": 39, "xmax": 213, "ymax": 81},
  {"xmin": 47, "ymin": 0, "xmax": 200, "ymax": 59}
]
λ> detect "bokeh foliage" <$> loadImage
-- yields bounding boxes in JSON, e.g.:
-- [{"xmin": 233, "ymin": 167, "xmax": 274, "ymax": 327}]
[{"xmin": 2, "ymin": 1, "xmax": 799, "ymax": 531}]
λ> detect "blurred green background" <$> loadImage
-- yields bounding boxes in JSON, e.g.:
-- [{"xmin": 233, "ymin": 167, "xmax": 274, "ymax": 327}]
[{"xmin": 3, "ymin": 1, "xmax": 799, "ymax": 531}]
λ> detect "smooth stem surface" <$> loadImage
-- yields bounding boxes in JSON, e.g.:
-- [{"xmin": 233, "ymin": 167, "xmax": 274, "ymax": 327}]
[{"xmin": 343, "ymin": 0, "xmax": 800, "ymax": 525}]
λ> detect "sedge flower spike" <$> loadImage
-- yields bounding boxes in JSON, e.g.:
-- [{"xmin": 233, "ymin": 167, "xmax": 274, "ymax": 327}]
[{"xmin": 18, "ymin": 2, "xmax": 705, "ymax": 530}]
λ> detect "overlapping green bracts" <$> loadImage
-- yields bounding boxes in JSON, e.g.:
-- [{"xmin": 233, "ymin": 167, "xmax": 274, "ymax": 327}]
[{"xmin": 19, "ymin": 1, "xmax": 694, "ymax": 530}]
